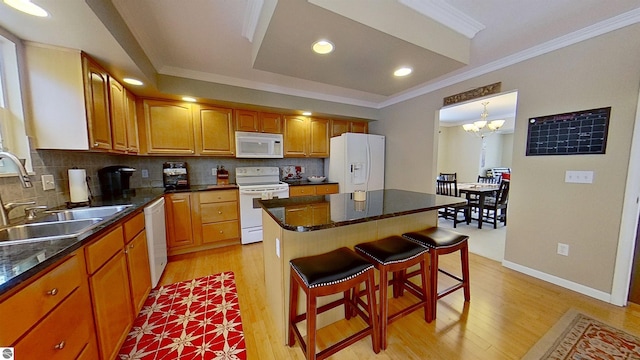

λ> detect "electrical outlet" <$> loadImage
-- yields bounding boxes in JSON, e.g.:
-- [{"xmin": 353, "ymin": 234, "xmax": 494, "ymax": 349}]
[
  {"xmin": 141, "ymin": 169, "xmax": 149, "ymax": 178},
  {"xmin": 557, "ymin": 243, "xmax": 569, "ymax": 256},
  {"xmin": 212, "ymin": 168, "xmax": 217, "ymax": 176},
  {"xmin": 41, "ymin": 174, "xmax": 55, "ymax": 190}
]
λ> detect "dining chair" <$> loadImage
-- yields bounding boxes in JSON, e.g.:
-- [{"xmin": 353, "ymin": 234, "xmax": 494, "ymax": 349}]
[
  {"xmin": 438, "ymin": 172, "xmax": 457, "ymax": 181},
  {"xmin": 477, "ymin": 175, "xmax": 500, "ymax": 184},
  {"xmin": 436, "ymin": 178, "xmax": 469, "ymax": 228},
  {"xmin": 472, "ymin": 180, "xmax": 510, "ymax": 229}
]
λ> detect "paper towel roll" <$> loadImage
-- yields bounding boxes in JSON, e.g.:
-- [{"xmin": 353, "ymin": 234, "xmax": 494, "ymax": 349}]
[{"xmin": 69, "ymin": 169, "xmax": 88, "ymax": 203}]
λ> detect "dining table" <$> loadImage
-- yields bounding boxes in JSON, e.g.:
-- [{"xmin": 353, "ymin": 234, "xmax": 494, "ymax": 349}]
[{"xmin": 458, "ymin": 182, "xmax": 500, "ymax": 229}]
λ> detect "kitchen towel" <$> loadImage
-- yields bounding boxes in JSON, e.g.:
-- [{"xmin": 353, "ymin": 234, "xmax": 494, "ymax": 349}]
[{"xmin": 69, "ymin": 168, "xmax": 89, "ymax": 203}]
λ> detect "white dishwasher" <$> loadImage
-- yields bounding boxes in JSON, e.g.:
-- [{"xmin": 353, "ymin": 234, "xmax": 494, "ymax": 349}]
[{"xmin": 144, "ymin": 197, "xmax": 167, "ymax": 288}]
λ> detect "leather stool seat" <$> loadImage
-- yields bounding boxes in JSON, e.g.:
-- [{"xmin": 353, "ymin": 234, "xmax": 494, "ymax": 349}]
[
  {"xmin": 288, "ymin": 247, "xmax": 380, "ymax": 360},
  {"xmin": 402, "ymin": 227, "xmax": 470, "ymax": 320},
  {"xmin": 291, "ymin": 247, "xmax": 374, "ymax": 288},
  {"xmin": 354, "ymin": 236, "xmax": 431, "ymax": 349}
]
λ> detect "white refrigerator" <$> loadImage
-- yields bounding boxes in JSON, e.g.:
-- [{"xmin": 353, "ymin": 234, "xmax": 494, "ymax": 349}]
[{"xmin": 327, "ymin": 133, "xmax": 385, "ymax": 193}]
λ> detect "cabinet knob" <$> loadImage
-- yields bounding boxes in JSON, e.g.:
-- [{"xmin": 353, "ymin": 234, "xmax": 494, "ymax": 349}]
[
  {"xmin": 47, "ymin": 288, "xmax": 58, "ymax": 296},
  {"xmin": 218, "ymin": 211, "xmax": 222, "ymax": 214},
  {"xmin": 54, "ymin": 340, "xmax": 65, "ymax": 350},
  {"xmin": 93, "ymin": 142, "xmax": 99, "ymax": 147},
  {"xmin": 219, "ymin": 230, "xmax": 223, "ymax": 234}
]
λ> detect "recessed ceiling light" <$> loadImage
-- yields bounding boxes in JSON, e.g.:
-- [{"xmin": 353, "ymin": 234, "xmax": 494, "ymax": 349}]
[
  {"xmin": 394, "ymin": 67, "xmax": 413, "ymax": 77},
  {"xmin": 4, "ymin": 0, "xmax": 48, "ymax": 17},
  {"xmin": 302, "ymin": 111, "xmax": 312, "ymax": 116},
  {"xmin": 312, "ymin": 40, "xmax": 334, "ymax": 55},
  {"xmin": 123, "ymin": 78, "xmax": 143, "ymax": 86},
  {"xmin": 182, "ymin": 96, "xmax": 197, "ymax": 102}
]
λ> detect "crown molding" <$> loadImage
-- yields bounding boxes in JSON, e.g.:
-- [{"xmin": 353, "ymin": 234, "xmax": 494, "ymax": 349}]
[
  {"xmin": 380, "ymin": 7, "xmax": 640, "ymax": 109},
  {"xmin": 398, "ymin": 0, "xmax": 485, "ymax": 39},
  {"xmin": 242, "ymin": 0, "xmax": 263, "ymax": 42}
]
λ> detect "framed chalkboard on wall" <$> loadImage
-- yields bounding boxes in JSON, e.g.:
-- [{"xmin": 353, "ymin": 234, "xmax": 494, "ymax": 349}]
[{"xmin": 525, "ymin": 107, "xmax": 611, "ymax": 156}]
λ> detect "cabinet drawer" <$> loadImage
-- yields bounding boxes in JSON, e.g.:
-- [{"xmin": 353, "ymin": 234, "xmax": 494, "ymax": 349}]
[
  {"xmin": 201, "ymin": 202, "xmax": 238, "ymax": 223},
  {"xmin": 289, "ymin": 186, "xmax": 316, "ymax": 197},
  {"xmin": 200, "ymin": 190, "xmax": 236, "ymax": 203},
  {"xmin": 202, "ymin": 220, "xmax": 239, "ymax": 243},
  {"xmin": 85, "ymin": 226, "xmax": 124, "ymax": 274},
  {"xmin": 76, "ymin": 336, "xmax": 99, "ymax": 360},
  {"xmin": 0, "ymin": 252, "xmax": 83, "ymax": 345},
  {"xmin": 124, "ymin": 211, "xmax": 145, "ymax": 243},
  {"xmin": 315, "ymin": 184, "xmax": 339, "ymax": 195},
  {"xmin": 14, "ymin": 285, "xmax": 94, "ymax": 360}
]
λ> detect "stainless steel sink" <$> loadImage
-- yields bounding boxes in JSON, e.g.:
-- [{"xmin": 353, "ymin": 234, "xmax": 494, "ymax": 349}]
[
  {"xmin": 45, "ymin": 205, "xmax": 133, "ymax": 221},
  {"xmin": 0, "ymin": 218, "xmax": 103, "ymax": 246}
]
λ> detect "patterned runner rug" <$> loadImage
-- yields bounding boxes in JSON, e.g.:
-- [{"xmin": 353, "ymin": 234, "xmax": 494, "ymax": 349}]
[
  {"xmin": 522, "ymin": 308, "xmax": 640, "ymax": 359},
  {"xmin": 118, "ymin": 272, "xmax": 246, "ymax": 360}
]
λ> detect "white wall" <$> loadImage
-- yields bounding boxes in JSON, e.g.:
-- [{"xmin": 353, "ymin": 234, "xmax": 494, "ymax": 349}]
[{"xmin": 372, "ymin": 23, "xmax": 640, "ymax": 299}]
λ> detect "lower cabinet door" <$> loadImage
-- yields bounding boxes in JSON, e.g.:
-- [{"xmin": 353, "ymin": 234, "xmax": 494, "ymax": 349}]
[
  {"xmin": 14, "ymin": 285, "xmax": 95, "ymax": 360},
  {"xmin": 126, "ymin": 231, "xmax": 152, "ymax": 314},
  {"xmin": 90, "ymin": 250, "xmax": 135, "ymax": 360}
]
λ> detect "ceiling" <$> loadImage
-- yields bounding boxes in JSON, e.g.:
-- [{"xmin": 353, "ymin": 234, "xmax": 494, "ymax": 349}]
[{"xmin": 0, "ymin": 0, "xmax": 639, "ymax": 123}]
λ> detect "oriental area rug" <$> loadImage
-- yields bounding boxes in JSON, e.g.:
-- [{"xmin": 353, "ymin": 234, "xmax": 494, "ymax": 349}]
[
  {"xmin": 118, "ymin": 272, "xmax": 246, "ymax": 360},
  {"xmin": 522, "ymin": 308, "xmax": 640, "ymax": 360}
]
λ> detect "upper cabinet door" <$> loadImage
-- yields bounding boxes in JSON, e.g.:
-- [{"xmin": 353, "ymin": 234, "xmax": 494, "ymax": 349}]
[
  {"xmin": 142, "ymin": 99, "xmax": 195, "ymax": 154},
  {"xmin": 350, "ymin": 121, "xmax": 368, "ymax": 134},
  {"xmin": 235, "ymin": 109, "xmax": 259, "ymax": 132},
  {"xmin": 331, "ymin": 119, "xmax": 349, "ymax": 137},
  {"xmin": 82, "ymin": 55, "xmax": 112, "ymax": 151},
  {"xmin": 125, "ymin": 90, "xmax": 139, "ymax": 154},
  {"xmin": 195, "ymin": 105, "xmax": 235, "ymax": 156},
  {"xmin": 260, "ymin": 112, "xmax": 282, "ymax": 133},
  {"xmin": 109, "ymin": 77, "xmax": 127, "ymax": 153},
  {"xmin": 309, "ymin": 118, "xmax": 329, "ymax": 157},
  {"xmin": 283, "ymin": 115, "xmax": 308, "ymax": 157}
]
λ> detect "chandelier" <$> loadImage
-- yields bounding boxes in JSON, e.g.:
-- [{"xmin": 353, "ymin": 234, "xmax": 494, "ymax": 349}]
[{"xmin": 462, "ymin": 102, "xmax": 505, "ymax": 138}]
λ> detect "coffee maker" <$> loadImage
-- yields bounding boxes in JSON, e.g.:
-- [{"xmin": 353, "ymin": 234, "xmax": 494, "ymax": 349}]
[
  {"xmin": 98, "ymin": 166, "xmax": 136, "ymax": 198},
  {"xmin": 163, "ymin": 162, "xmax": 189, "ymax": 190}
]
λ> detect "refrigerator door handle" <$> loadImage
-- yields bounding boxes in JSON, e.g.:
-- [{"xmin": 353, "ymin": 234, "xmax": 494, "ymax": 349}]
[{"xmin": 366, "ymin": 139, "xmax": 371, "ymax": 190}]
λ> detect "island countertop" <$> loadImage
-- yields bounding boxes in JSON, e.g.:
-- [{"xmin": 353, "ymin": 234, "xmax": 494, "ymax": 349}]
[{"xmin": 259, "ymin": 188, "xmax": 466, "ymax": 231}]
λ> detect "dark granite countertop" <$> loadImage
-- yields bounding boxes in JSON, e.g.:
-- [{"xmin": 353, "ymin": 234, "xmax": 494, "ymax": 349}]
[
  {"xmin": 259, "ymin": 189, "xmax": 466, "ymax": 232},
  {"xmin": 0, "ymin": 185, "xmax": 237, "ymax": 296}
]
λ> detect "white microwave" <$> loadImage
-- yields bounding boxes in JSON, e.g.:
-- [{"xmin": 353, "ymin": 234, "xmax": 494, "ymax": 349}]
[{"xmin": 235, "ymin": 131, "xmax": 284, "ymax": 158}]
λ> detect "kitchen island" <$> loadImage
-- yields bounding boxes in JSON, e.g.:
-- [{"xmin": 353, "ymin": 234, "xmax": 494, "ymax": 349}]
[{"xmin": 259, "ymin": 189, "xmax": 466, "ymax": 344}]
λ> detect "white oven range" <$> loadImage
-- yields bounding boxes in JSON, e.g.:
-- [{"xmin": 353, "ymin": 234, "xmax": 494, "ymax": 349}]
[{"xmin": 236, "ymin": 166, "xmax": 289, "ymax": 244}]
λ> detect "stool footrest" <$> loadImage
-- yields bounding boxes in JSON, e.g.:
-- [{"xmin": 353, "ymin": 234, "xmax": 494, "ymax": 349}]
[{"xmin": 317, "ymin": 328, "xmax": 375, "ymax": 360}]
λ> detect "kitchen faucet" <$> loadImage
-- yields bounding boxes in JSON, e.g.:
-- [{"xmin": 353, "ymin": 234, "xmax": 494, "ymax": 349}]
[{"xmin": 0, "ymin": 151, "xmax": 34, "ymax": 226}]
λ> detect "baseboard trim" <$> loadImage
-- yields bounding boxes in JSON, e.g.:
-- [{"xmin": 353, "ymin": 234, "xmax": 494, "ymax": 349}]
[{"xmin": 501, "ymin": 260, "xmax": 613, "ymax": 304}]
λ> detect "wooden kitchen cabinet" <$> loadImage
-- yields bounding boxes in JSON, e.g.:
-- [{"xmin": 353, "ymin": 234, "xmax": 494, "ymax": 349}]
[
  {"xmin": 125, "ymin": 89, "xmax": 140, "ymax": 153},
  {"xmin": 83, "ymin": 54, "xmax": 112, "ymax": 151},
  {"xmin": 331, "ymin": 119, "xmax": 369, "ymax": 137},
  {"xmin": 86, "ymin": 226, "xmax": 135, "ymax": 360},
  {"xmin": 140, "ymin": 99, "xmax": 195, "ymax": 154},
  {"xmin": 194, "ymin": 104, "xmax": 235, "ymax": 156},
  {"xmin": 289, "ymin": 183, "xmax": 339, "ymax": 197},
  {"xmin": 199, "ymin": 190, "xmax": 240, "ymax": 245},
  {"xmin": 236, "ymin": 109, "xmax": 282, "ymax": 133},
  {"xmin": 0, "ymin": 250, "xmax": 96, "ymax": 359},
  {"xmin": 166, "ymin": 192, "xmax": 195, "ymax": 250},
  {"xmin": 166, "ymin": 190, "xmax": 240, "ymax": 256},
  {"xmin": 284, "ymin": 116, "xmax": 329, "ymax": 157},
  {"xmin": 124, "ymin": 212, "xmax": 152, "ymax": 314},
  {"xmin": 109, "ymin": 77, "xmax": 128, "ymax": 152}
]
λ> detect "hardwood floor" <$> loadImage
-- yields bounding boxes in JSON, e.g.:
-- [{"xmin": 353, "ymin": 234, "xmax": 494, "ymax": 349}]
[{"xmin": 160, "ymin": 243, "xmax": 640, "ymax": 360}]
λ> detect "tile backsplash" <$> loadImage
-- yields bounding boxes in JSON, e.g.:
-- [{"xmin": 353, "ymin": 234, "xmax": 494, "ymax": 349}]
[{"xmin": 0, "ymin": 139, "xmax": 324, "ymax": 219}]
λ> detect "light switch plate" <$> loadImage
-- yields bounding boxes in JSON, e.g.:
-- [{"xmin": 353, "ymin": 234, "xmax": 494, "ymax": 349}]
[
  {"xmin": 565, "ymin": 170, "xmax": 594, "ymax": 184},
  {"xmin": 41, "ymin": 174, "xmax": 55, "ymax": 190},
  {"xmin": 141, "ymin": 169, "xmax": 149, "ymax": 178}
]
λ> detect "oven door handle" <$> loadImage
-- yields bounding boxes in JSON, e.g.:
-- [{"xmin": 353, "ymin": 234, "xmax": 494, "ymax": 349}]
[{"xmin": 240, "ymin": 188, "xmax": 288, "ymax": 195}]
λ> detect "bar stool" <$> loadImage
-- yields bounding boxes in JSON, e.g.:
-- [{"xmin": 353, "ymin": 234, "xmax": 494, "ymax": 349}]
[
  {"xmin": 354, "ymin": 236, "xmax": 432, "ymax": 350},
  {"xmin": 402, "ymin": 227, "xmax": 470, "ymax": 320},
  {"xmin": 288, "ymin": 247, "xmax": 380, "ymax": 360}
]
